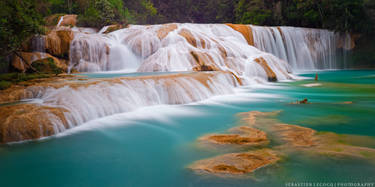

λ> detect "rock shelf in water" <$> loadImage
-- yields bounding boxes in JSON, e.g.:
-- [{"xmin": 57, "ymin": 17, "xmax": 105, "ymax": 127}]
[
  {"xmin": 189, "ymin": 149, "xmax": 280, "ymax": 175},
  {"xmin": 199, "ymin": 126, "xmax": 268, "ymax": 146},
  {"xmin": 190, "ymin": 111, "xmax": 375, "ymax": 176}
]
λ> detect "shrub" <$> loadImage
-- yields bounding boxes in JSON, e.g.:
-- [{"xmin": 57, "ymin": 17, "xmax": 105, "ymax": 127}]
[{"xmin": 0, "ymin": 81, "xmax": 11, "ymax": 90}]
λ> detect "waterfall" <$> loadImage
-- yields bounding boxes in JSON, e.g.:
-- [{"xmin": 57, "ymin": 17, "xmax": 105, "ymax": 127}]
[
  {"xmin": 4, "ymin": 23, "xmax": 355, "ymax": 142},
  {"xmin": 31, "ymin": 35, "xmax": 46, "ymax": 53},
  {"xmin": 251, "ymin": 25, "xmax": 351, "ymax": 70},
  {"xmin": 69, "ymin": 24, "xmax": 293, "ymax": 82},
  {"xmin": 57, "ymin": 16, "xmax": 64, "ymax": 27},
  {"xmin": 69, "ymin": 29, "xmax": 140, "ymax": 73},
  {"xmin": 27, "ymin": 72, "xmax": 239, "ymax": 133}
]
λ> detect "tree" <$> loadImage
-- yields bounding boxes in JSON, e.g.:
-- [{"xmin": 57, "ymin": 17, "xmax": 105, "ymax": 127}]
[
  {"xmin": 235, "ymin": 0, "xmax": 273, "ymax": 25},
  {"xmin": 0, "ymin": 0, "xmax": 43, "ymax": 59},
  {"xmin": 77, "ymin": 0, "xmax": 128, "ymax": 28}
]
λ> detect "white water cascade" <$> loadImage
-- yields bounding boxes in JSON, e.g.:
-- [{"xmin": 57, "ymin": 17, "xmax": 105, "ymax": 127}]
[
  {"xmin": 69, "ymin": 24, "xmax": 293, "ymax": 83},
  {"xmin": 26, "ymin": 72, "xmax": 238, "ymax": 133},
  {"xmin": 251, "ymin": 26, "xmax": 351, "ymax": 70}
]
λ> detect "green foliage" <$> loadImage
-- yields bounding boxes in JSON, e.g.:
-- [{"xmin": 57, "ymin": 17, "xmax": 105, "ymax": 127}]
[
  {"xmin": 0, "ymin": 81, "xmax": 11, "ymax": 90},
  {"xmin": 281, "ymin": 0, "xmax": 373, "ymax": 33},
  {"xmin": 349, "ymin": 36, "xmax": 375, "ymax": 68},
  {"xmin": 124, "ymin": 0, "xmax": 159, "ymax": 24},
  {"xmin": 0, "ymin": 73, "xmax": 52, "ymax": 90},
  {"xmin": 322, "ymin": 0, "xmax": 372, "ymax": 33},
  {"xmin": 146, "ymin": 0, "xmax": 236, "ymax": 23},
  {"xmin": 77, "ymin": 0, "xmax": 127, "ymax": 28},
  {"xmin": 0, "ymin": 0, "xmax": 43, "ymax": 57},
  {"xmin": 235, "ymin": 0, "xmax": 273, "ymax": 25}
]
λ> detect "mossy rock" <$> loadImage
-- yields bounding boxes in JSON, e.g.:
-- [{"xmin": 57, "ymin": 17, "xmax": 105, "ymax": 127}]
[{"xmin": 30, "ymin": 58, "xmax": 63, "ymax": 75}]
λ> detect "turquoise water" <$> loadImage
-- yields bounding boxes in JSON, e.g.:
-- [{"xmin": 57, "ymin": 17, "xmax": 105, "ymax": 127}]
[{"xmin": 1, "ymin": 70, "xmax": 375, "ymax": 187}]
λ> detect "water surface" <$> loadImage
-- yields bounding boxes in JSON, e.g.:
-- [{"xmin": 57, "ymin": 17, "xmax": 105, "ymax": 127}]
[{"xmin": 1, "ymin": 70, "xmax": 374, "ymax": 187}]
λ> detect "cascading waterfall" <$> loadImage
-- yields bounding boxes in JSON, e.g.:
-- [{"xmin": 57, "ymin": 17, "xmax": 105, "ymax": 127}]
[
  {"xmin": 68, "ymin": 23, "xmax": 293, "ymax": 83},
  {"xmin": 26, "ymin": 72, "xmax": 239, "ymax": 133},
  {"xmin": 69, "ymin": 29, "xmax": 140, "ymax": 73},
  {"xmin": 4, "ymin": 23, "xmax": 353, "ymax": 141},
  {"xmin": 251, "ymin": 25, "xmax": 351, "ymax": 70}
]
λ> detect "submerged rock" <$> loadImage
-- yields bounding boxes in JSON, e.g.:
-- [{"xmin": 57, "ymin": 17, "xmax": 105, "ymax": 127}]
[
  {"xmin": 240, "ymin": 111, "xmax": 375, "ymax": 159},
  {"xmin": 190, "ymin": 110, "xmax": 375, "ymax": 177},
  {"xmin": 273, "ymin": 124, "xmax": 317, "ymax": 148},
  {"xmin": 199, "ymin": 126, "xmax": 268, "ymax": 146},
  {"xmin": 190, "ymin": 149, "xmax": 280, "ymax": 175}
]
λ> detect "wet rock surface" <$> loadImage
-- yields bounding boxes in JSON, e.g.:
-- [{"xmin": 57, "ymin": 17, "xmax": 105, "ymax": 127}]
[
  {"xmin": 199, "ymin": 126, "xmax": 268, "ymax": 146},
  {"xmin": 190, "ymin": 110, "xmax": 375, "ymax": 176},
  {"xmin": 0, "ymin": 71, "xmax": 239, "ymax": 143},
  {"xmin": 0, "ymin": 104, "xmax": 68, "ymax": 143},
  {"xmin": 190, "ymin": 149, "xmax": 280, "ymax": 175}
]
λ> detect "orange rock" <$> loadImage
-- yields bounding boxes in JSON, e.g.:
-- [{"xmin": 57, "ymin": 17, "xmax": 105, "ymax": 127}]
[
  {"xmin": 273, "ymin": 124, "xmax": 317, "ymax": 147},
  {"xmin": 254, "ymin": 57, "xmax": 277, "ymax": 81},
  {"xmin": 57, "ymin": 14, "xmax": 77, "ymax": 27},
  {"xmin": 45, "ymin": 28, "xmax": 74, "ymax": 57},
  {"xmin": 226, "ymin": 24, "xmax": 254, "ymax": 46},
  {"xmin": 190, "ymin": 51, "xmax": 220, "ymax": 71},
  {"xmin": 179, "ymin": 29, "xmax": 206, "ymax": 48},
  {"xmin": 200, "ymin": 126, "xmax": 268, "ymax": 146},
  {"xmin": 276, "ymin": 27, "xmax": 286, "ymax": 44},
  {"xmin": 156, "ymin": 24, "xmax": 177, "ymax": 40},
  {"xmin": 189, "ymin": 149, "xmax": 280, "ymax": 175},
  {"xmin": 0, "ymin": 104, "xmax": 69, "ymax": 143},
  {"xmin": 11, "ymin": 52, "xmax": 67, "ymax": 72},
  {"xmin": 102, "ymin": 24, "xmax": 125, "ymax": 34}
]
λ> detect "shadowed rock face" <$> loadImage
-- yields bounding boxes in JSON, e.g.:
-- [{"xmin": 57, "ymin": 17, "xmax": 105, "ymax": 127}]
[
  {"xmin": 189, "ymin": 149, "xmax": 280, "ymax": 175},
  {"xmin": 190, "ymin": 110, "xmax": 375, "ymax": 176}
]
